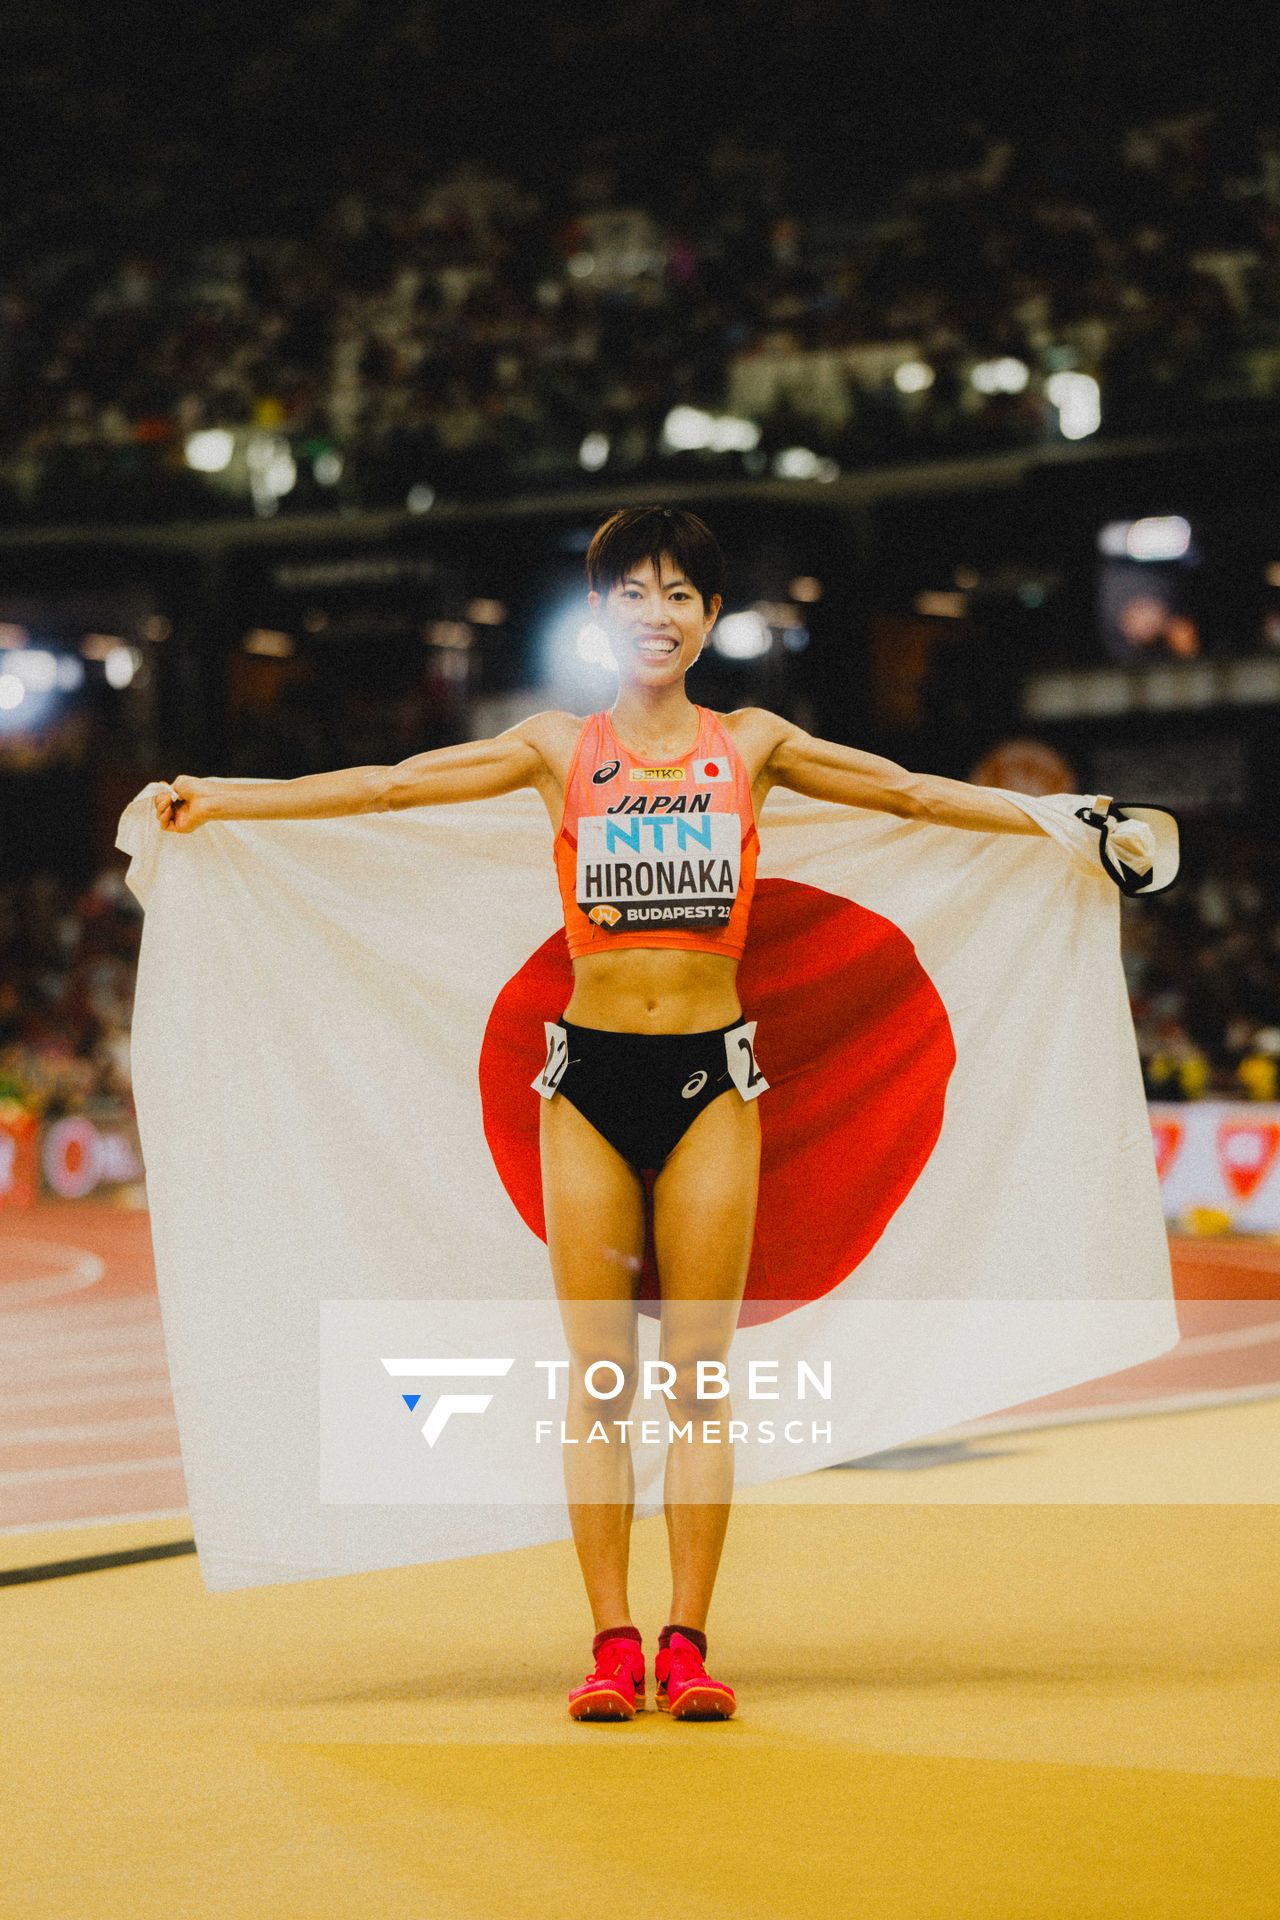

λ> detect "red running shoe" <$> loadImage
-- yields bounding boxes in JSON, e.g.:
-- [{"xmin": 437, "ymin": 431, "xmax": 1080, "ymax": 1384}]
[
  {"xmin": 568, "ymin": 1634, "xmax": 646, "ymax": 1721},
  {"xmin": 655, "ymin": 1631, "xmax": 737, "ymax": 1720}
]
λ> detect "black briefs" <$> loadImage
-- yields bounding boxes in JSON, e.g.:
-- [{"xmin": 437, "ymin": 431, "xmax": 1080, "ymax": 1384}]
[{"xmin": 531, "ymin": 1016, "xmax": 768, "ymax": 1172}]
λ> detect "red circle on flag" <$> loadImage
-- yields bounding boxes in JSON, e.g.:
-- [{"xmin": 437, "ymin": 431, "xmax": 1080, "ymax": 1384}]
[
  {"xmin": 704, "ymin": 761, "xmax": 720, "ymax": 777},
  {"xmin": 478, "ymin": 878, "xmax": 955, "ymax": 1324}
]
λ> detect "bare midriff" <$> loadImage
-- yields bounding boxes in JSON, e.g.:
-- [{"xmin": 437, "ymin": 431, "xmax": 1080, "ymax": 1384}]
[{"xmin": 562, "ymin": 947, "xmax": 742, "ymax": 1034}]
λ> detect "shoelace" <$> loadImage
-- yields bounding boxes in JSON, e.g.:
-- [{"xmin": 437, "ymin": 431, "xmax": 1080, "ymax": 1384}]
[{"xmin": 584, "ymin": 1654, "xmax": 637, "ymax": 1686}]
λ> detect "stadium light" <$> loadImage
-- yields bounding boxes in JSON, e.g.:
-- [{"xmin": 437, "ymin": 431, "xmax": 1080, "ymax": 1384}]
[
  {"xmin": 894, "ymin": 360, "xmax": 935, "ymax": 394},
  {"xmin": 0, "ymin": 649, "xmax": 68, "ymax": 728},
  {"xmin": 773, "ymin": 448, "xmax": 819, "ymax": 479},
  {"xmin": 575, "ymin": 622, "xmax": 614, "ymax": 667},
  {"xmin": 971, "ymin": 357, "xmax": 1029, "ymax": 395},
  {"xmin": 7, "ymin": 649, "xmax": 58, "ymax": 692},
  {"xmin": 541, "ymin": 600, "xmax": 617, "ymax": 692},
  {"xmin": 243, "ymin": 630, "xmax": 295, "ymax": 658},
  {"xmin": 185, "ymin": 429, "xmax": 235, "ymax": 473},
  {"xmin": 579, "ymin": 432, "xmax": 610, "ymax": 471},
  {"xmin": 708, "ymin": 414, "xmax": 761, "ymax": 453},
  {"xmin": 1098, "ymin": 518, "xmax": 1193, "ymax": 562},
  {"xmin": 773, "ymin": 448, "xmax": 839, "ymax": 482},
  {"xmin": 661, "ymin": 406, "xmax": 716, "ymax": 451},
  {"xmin": 1046, "ymin": 371, "xmax": 1100, "ymax": 440},
  {"xmin": 1126, "ymin": 516, "xmax": 1192, "ymax": 562},
  {"xmin": 660, "ymin": 406, "xmax": 761, "ymax": 455},
  {"xmin": 104, "ymin": 646, "xmax": 139, "ymax": 689},
  {"xmin": 313, "ymin": 450, "xmax": 343, "ymax": 486},
  {"xmin": 407, "ymin": 485, "xmax": 436, "ymax": 513},
  {"xmin": 914, "ymin": 591, "xmax": 967, "ymax": 619},
  {"xmin": 246, "ymin": 434, "xmax": 297, "ymax": 513},
  {"xmin": 712, "ymin": 612, "xmax": 771, "ymax": 660}
]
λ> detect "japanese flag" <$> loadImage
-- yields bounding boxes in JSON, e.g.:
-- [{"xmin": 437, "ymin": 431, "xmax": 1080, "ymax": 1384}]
[
  {"xmin": 692, "ymin": 757, "xmax": 732, "ymax": 783},
  {"xmin": 117, "ymin": 776, "xmax": 1175, "ymax": 1591}
]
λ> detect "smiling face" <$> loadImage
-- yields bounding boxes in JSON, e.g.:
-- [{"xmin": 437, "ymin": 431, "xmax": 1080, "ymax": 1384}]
[{"xmin": 588, "ymin": 552, "xmax": 721, "ymax": 685}]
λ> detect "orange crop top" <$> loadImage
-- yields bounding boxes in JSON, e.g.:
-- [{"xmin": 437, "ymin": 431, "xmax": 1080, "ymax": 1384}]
[{"xmin": 554, "ymin": 706, "xmax": 759, "ymax": 959}]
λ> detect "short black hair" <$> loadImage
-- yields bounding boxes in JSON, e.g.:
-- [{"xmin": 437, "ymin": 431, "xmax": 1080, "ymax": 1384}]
[{"xmin": 586, "ymin": 506, "xmax": 726, "ymax": 611}]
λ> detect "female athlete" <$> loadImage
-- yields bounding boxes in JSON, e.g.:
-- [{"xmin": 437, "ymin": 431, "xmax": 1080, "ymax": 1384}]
[{"xmin": 155, "ymin": 505, "xmax": 1147, "ymax": 1723}]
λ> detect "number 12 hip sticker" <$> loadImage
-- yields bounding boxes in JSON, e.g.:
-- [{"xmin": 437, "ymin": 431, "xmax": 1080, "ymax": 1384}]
[
  {"xmin": 531, "ymin": 1022, "xmax": 571, "ymax": 1099},
  {"xmin": 724, "ymin": 1019, "xmax": 768, "ymax": 1100}
]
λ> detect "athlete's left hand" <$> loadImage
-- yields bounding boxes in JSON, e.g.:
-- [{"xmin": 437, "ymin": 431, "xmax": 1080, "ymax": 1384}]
[{"xmin": 1106, "ymin": 818, "xmax": 1155, "ymax": 876}]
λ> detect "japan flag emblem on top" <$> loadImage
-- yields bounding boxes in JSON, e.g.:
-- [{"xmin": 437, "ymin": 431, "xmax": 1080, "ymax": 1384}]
[{"xmin": 693, "ymin": 758, "xmax": 731, "ymax": 783}]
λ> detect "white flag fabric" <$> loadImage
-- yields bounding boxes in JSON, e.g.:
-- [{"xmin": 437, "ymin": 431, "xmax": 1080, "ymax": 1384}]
[{"xmin": 117, "ymin": 774, "xmax": 1176, "ymax": 1591}]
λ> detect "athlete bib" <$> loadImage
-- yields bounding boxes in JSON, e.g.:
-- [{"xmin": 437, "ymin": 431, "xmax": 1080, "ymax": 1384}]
[
  {"xmin": 575, "ymin": 809, "xmax": 742, "ymax": 933},
  {"xmin": 554, "ymin": 706, "xmax": 759, "ymax": 959}
]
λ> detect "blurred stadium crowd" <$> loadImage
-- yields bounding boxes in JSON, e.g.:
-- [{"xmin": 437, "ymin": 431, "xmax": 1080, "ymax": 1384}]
[
  {"xmin": 4, "ymin": 104, "xmax": 1280, "ymax": 517},
  {"xmin": 1127, "ymin": 838, "xmax": 1280, "ymax": 1104},
  {"xmin": 0, "ymin": 870, "xmax": 138, "ymax": 1121},
  {"xmin": 1, "ymin": 0, "xmax": 1277, "ymax": 1134},
  {"xmin": 2, "ymin": 838, "xmax": 1277, "ymax": 1122}
]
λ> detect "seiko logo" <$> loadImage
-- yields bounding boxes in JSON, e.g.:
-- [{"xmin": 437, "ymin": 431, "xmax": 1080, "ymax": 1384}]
[{"xmin": 592, "ymin": 760, "xmax": 621, "ymax": 784}]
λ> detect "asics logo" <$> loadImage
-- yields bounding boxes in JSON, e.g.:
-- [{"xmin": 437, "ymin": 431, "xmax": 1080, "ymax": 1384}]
[{"xmin": 681, "ymin": 1070, "xmax": 708, "ymax": 1099}]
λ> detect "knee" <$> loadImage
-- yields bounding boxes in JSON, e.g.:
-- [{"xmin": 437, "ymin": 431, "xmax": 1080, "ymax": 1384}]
[
  {"xmin": 664, "ymin": 1355, "xmax": 733, "ymax": 1421},
  {"xmin": 567, "ymin": 1352, "xmax": 639, "ymax": 1416}
]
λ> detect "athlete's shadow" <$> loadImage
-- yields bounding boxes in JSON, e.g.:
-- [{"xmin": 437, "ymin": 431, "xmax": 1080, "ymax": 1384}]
[{"xmin": 301, "ymin": 1659, "xmax": 612, "ymax": 1709}]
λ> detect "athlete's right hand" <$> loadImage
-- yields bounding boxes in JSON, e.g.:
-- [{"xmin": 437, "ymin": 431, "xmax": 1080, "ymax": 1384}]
[{"xmin": 155, "ymin": 776, "xmax": 214, "ymax": 833}]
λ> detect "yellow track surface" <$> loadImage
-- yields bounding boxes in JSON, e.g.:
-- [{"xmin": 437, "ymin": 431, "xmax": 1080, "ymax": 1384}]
[{"xmin": 4, "ymin": 1404, "xmax": 1278, "ymax": 1919}]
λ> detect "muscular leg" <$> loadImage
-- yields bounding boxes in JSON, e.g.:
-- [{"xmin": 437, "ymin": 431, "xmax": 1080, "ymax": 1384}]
[
  {"xmin": 651, "ymin": 1090, "xmax": 761, "ymax": 1633},
  {"xmin": 540, "ymin": 1091, "xmax": 647, "ymax": 1634}
]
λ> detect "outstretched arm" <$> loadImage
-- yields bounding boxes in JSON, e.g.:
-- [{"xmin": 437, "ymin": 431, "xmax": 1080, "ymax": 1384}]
[
  {"xmin": 755, "ymin": 711, "xmax": 1044, "ymax": 835},
  {"xmin": 156, "ymin": 714, "xmax": 557, "ymax": 830}
]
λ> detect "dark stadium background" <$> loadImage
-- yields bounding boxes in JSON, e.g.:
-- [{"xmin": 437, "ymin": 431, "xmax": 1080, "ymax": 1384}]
[{"xmin": 4, "ymin": 0, "xmax": 1280, "ymax": 1166}]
